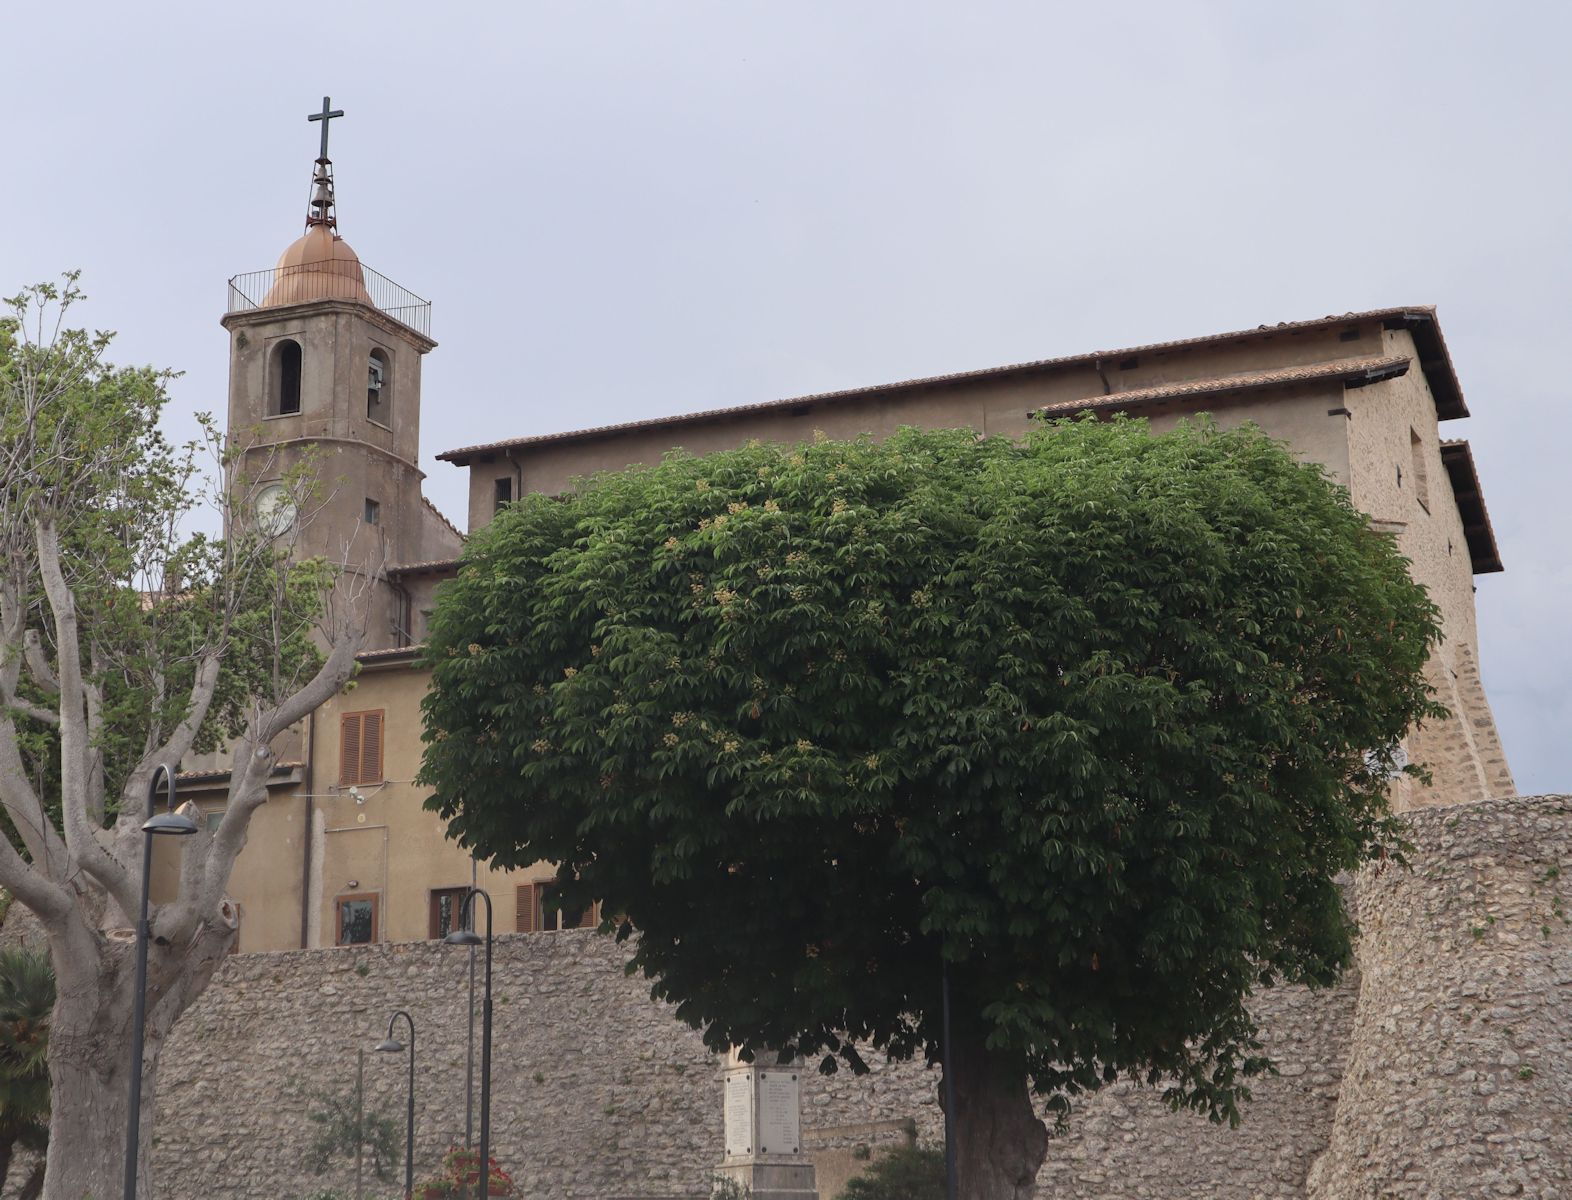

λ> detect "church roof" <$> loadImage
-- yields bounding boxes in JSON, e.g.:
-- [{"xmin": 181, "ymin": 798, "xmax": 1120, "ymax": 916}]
[{"xmin": 437, "ymin": 306, "xmax": 1465, "ymax": 464}]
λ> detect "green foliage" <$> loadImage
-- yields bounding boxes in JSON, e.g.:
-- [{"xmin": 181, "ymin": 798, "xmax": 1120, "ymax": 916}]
[
  {"xmin": 838, "ymin": 1145, "xmax": 947, "ymax": 1200},
  {"xmin": 303, "ymin": 1082, "xmax": 402, "ymax": 1183},
  {"xmin": 0, "ymin": 945, "xmax": 53, "ymax": 1185},
  {"xmin": 421, "ymin": 420, "xmax": 1444, "ymax": 1125}
]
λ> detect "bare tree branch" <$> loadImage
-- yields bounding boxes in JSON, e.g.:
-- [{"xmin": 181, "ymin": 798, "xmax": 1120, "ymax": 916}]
[{"xmin": 33, "ymin": 516, "xmax": 137, "ymax": 920}]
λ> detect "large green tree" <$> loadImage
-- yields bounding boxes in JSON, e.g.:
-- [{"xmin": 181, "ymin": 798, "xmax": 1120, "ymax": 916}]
[
  {"xmin": 421, "ymin": 420, "xmax": 1442, "ymax": 1200},
  {"xmin": 0, "ymin": 277, "xmax": 362, "ymax": 1200}
]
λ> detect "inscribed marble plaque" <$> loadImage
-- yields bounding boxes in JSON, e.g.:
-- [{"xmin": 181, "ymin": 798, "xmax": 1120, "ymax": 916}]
[
  {"xmin": 723, "ymin": 1073, "xmax": 753, "ymax": 1156},
  {"xmin": 756, "ymin": 1070, "xmax": 801, "ymax": 1155}
]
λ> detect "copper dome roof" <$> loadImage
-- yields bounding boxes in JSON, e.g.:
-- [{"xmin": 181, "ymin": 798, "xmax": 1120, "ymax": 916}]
[{"xmin": 261, "ymin": 224, "xmax": 372, "ymax": 308}]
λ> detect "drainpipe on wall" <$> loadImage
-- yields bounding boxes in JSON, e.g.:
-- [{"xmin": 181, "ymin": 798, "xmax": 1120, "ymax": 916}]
[{"xmin": 300, "ymin": 710, "xmax": 315, "ymax": 950}]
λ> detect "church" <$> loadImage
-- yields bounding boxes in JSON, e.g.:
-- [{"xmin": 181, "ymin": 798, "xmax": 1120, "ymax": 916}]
[{"xmin": 193, "ymin": 115, "xmax": 1514, "ymax": 955}]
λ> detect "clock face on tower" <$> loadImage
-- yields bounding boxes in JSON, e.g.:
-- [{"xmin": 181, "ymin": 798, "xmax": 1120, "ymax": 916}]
[{"xmin": 254, "ymin": 483, "xmax": 298, "ymax": 538}]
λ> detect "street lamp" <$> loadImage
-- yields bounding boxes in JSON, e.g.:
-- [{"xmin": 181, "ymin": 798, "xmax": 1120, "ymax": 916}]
[
  {"xmin": 443, "ymin": 889, "xmax": 493, "ymax": 1200},
  {"xmin": 941, "ymin": 962, "xmax": 958, "ymax": 1200},
  {"xmin": 375, "ymin": 1010, "xmax": 417, "ymax": 1200},
  {"xmin": 123, "ymin": 763, "xmax": 198, "ymax": 1200}
]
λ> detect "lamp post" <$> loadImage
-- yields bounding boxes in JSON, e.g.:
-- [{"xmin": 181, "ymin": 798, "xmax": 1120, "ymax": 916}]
[
  {"xmin": 375, "ymin": 1010, "xmax": 417, "ymax": 1200},
  {"xmin": 941, "ymin": 962, "xmax": 958, "ymax": 1200},
  {"xmin": 122, "ymin": 763, "xmax": 198, "ymax": 1200},
  {"xmin": 444, "ymin": 889, "xmax": 493, "ymax": 1200}
]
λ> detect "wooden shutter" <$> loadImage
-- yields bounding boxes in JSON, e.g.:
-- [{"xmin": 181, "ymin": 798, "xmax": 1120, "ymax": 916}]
[
  {"xmin": 576, "ymin": 901, "xmax": 598, "ymax": 930},
  {"xmin": 515, "ymin": 883, "xmax": 541, "ymax": 933},
  {"xmin": 339, "ymin": 711, "xmax": 385, "ymax": 785},
  {"xmin": 339, "ymin": 714, "xmax": 361, "ymax": 784},
  {"xmin": 361, "ymin": 711, "xmax": 383, "ymax": 783}
]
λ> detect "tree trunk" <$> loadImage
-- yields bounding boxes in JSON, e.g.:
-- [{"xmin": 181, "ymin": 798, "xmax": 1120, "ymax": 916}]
[
  {"xmin": 945, "ymin": 1022, "xmax": 1050, "ymax": 1200},
  {"xmin": 38, "ymin": 918, "xmax": 231, "ymax": 1200},
  {"xmin": 42, "ymin": 1022, "xmax": 165, "ymax": 1200}
]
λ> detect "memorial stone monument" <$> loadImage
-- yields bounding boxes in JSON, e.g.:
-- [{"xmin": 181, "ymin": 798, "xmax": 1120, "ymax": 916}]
[{"xmin": 715, "ymin": 1047, "xmax": 819, "ymax": 1199}]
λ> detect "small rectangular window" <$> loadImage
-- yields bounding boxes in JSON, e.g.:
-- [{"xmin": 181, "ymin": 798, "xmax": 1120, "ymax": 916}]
[
  {"xmin": 339, "ymin": 710, "xmax": 385, "ymax": 785},
  {"xmin": 364, "ymin": 498, "xmax": 380, "ymax": 526},
  {"xmin": 1409, "ymin": 429, "xmax": 1429, "ymax": 512},
  {"xmin": 494, "ymin": 477, "xmax": 513, "ymax": 514},
  {"xmin": 336, "ymin": 894, "xmax": 378, "ymax": 945}
]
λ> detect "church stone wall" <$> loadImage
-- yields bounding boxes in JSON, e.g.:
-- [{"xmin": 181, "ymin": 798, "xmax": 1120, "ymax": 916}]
[{"xmin": 147, "ymin": 795, "xmax": 1569, "ymax": 1200}]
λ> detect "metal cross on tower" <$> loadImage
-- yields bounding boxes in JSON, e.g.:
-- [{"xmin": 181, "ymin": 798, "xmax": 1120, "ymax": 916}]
[{"xmin": 308, "ymin": 96, "xmax": 344, "ymax": 161}]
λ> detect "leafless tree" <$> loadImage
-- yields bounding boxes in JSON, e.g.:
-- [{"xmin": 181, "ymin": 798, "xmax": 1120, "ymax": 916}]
[{"xmin": 0, "ymin": 275, "xmax": 364, "ymax": 1199}]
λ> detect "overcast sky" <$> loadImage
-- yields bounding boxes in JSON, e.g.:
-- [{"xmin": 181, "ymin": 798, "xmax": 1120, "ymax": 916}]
[{"xmin": 3, "ymin": 2, "xmax": 1566, "ymax": 793}]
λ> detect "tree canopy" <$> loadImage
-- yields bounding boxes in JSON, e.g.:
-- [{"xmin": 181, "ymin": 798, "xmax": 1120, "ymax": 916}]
[{"xmin": 421, "ymin": 419, "xmax": 1442, "ymax": 1147}]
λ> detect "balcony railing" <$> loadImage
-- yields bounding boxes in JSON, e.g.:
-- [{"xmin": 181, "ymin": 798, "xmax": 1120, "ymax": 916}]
[{"xmin": 227, "ymin": 261, "xmax": 432, "ymax": 338}]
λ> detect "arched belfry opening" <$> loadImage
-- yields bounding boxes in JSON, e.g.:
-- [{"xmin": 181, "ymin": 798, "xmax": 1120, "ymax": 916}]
[
  {"xmin": 271, "ymin": 339, "xmax": 302, "ymax": 416},
  {"xmin": 367, "ymin": 347, "xmax": 391, "ymax": 425}
]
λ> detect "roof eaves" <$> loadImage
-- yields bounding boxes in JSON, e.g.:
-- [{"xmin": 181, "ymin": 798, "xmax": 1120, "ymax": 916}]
[
  {"xmin": 1381, "ymin": 309, "xmax": 1467, "ymax": 420},
  {"xmin": 388, "ymin": 558, "xmax": 462, "ymax": 577},
  {"xmin": 1439, "ymin": 440, "xmax": 1503, "ymax": 574},
  {"xmin": 355, "ymin": 645, "xmax": 427, "ymax": 667},
  {"xmin": 1031, "ymin": 356, "xmax": 1411, "ymax": 417}
]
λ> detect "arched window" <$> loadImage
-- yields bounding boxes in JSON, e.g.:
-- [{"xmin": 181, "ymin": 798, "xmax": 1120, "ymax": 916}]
[
  {"xmin": 271, "ymin": 339, "xmax": 302, "ymax": 416},
  {"xmin": 367, "ymin": 348, "xmax": 391, "ymax": 425}
]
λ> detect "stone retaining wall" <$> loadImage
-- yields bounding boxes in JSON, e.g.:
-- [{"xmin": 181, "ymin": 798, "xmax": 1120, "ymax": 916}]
[{"xmin": 139, "ymin": 794, "xmax": 1569, "ymax": 1199}]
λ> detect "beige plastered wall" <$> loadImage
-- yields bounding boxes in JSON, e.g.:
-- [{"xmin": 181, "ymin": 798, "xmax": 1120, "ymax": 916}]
[
  {"xmin": 304, "ymin": 658, "xmax": 558, "ymax": 949},
  {"xmin": 1344, "ymin": 329, "xmax": 1514, "ymax": 807}
]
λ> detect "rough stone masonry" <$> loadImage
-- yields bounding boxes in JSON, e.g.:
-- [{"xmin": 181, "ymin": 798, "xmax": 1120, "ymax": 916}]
[{"xmin": 73, "ymin": 794, "xmax": 1572, "ymax": 1200}]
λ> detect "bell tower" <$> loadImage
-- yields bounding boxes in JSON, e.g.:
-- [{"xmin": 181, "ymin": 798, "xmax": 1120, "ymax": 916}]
[{"xmin": 221, "ymin": 98, "xmax": 457, "ymax": 650}]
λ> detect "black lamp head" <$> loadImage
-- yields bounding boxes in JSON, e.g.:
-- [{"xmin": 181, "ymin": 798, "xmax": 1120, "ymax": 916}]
[
  {"xmin": 142, "ymin": 811, "xmax": 199, "ymax": 836},
  {"xmin": 443, "ymin": 929, "xmax": 484, "ymax": 947}
]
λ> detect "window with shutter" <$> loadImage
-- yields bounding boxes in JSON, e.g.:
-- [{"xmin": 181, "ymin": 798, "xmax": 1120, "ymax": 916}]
[
  {"xmin": 516, "ymin": 880, "xmax": 600, "ymax": 932},
  {"xmin": 515, "ymin": 883, "xmax": 541, "ymax": 933},
  {"xmin": 339, "ymin": 710, "xmax": 386, "ymax": 785}
]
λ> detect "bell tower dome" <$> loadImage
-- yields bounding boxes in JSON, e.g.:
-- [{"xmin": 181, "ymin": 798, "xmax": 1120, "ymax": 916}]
[{"xmin": 221, "ymin": 98, "xmax": 460, "ymax": 651}]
